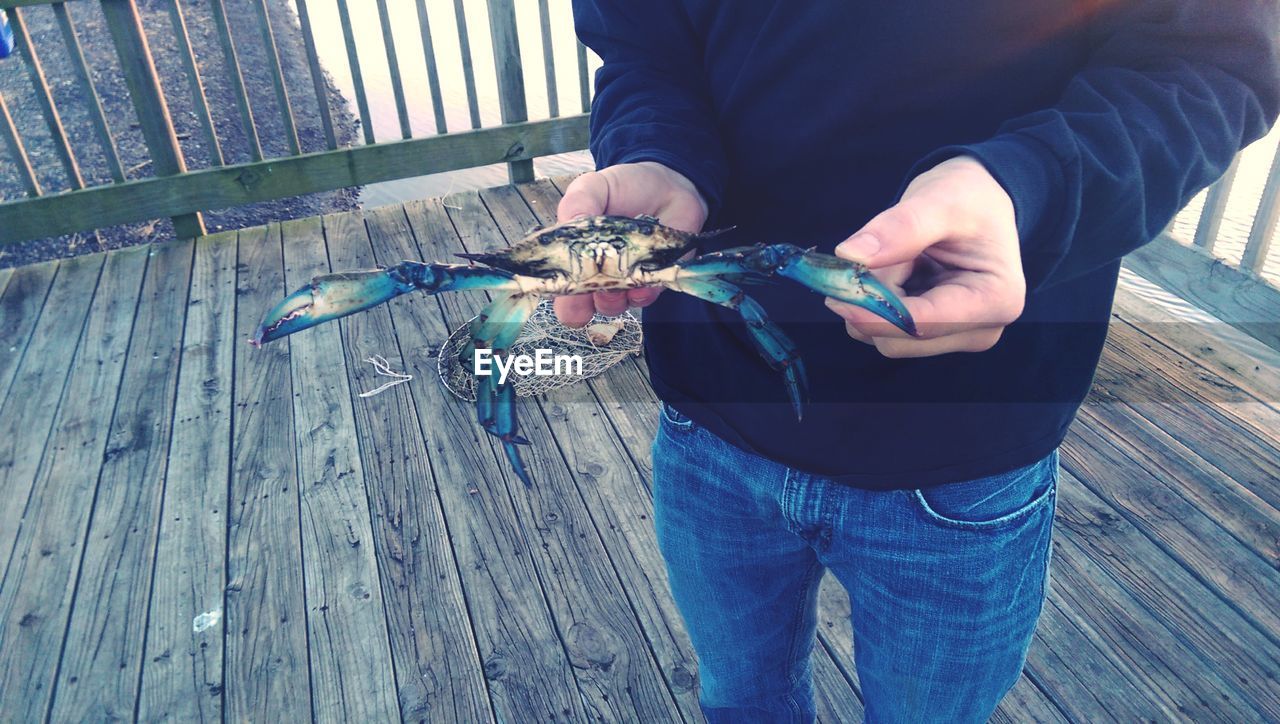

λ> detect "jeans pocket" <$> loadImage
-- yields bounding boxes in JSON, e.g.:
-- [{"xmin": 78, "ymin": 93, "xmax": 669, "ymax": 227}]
[
  {"xmin": 659, "ymin": 401, "xmax": 696, "ymax": 434},
  {"xmin": 910, "ymin": 449, "xmax": 1059, "ymax": 531}
]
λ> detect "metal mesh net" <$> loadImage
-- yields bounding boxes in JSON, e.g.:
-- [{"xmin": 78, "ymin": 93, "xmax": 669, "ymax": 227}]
[{"xmin": 437, "ymin": 299, "xmax": 643, "ymax": 401}]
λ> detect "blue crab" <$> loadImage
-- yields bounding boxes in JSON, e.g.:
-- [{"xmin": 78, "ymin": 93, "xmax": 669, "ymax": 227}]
[{"xmin": 253, "ymin": 215, "xmax": 916, "ymax": 485}]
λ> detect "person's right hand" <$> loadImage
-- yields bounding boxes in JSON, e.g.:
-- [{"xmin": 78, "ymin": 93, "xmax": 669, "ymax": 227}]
[{"xmin": 554, "ymin": 161, "xmax": 709, "ymax": 327}]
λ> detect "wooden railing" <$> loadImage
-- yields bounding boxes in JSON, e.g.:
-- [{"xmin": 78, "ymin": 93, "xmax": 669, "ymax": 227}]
[
  {"xmin": 1122, "ymin": 134, "xmax": 1280, "ymax": 351},
  {"xmin": 1, "ymin": 0, "xmax": 1278, "ymax": 351},
  {"xmin": 0, "ymin": 0, "xmax": 591, "ymax": 243}
]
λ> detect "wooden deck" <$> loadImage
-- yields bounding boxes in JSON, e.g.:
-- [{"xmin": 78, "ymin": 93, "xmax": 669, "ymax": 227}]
[{"xmin": 1, "ymin": 178, "xmax": 1278, "ymax": 723}]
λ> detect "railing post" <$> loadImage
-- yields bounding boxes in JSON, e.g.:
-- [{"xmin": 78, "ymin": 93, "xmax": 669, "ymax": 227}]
[
  {"xmin": 486, "ymin": 0, "xmax": 534, "ymax": 183},
  {"xmin": 99, "ymin": 0, "xmax": 205, "ymax": 238},
  {"xmin": 1242, "ymin": 147, "xmax": 1280, "ymax": 274},
  {"xmin": 1194, "ymin": 156, "xmax": 1239, "ymax": 253}
]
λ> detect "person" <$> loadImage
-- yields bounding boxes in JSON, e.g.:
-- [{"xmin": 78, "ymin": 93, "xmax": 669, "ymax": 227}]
[{"xmin": 558, "ymin": 1, "xmax": 1280, "ymax": 722}]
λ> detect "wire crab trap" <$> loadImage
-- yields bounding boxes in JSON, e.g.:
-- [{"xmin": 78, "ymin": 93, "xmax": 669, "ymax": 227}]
[{"xmin": 437, "ymin": 299, "xmax": 643, "ymax": 402}]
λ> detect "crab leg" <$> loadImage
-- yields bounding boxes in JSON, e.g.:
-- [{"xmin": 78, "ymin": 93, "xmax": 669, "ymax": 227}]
[
  {"xmin": 666, "ymin": 276, "xmax": 809, "ymax": 420},
  {"xmin": 677, "ymin": 244, "xmax": 917, "ymax": 336},
  {"xmin": 252, "ymin": 261, "xmax": 523, "ymax": 346},
  {"xmin": 463, "ymin": 291, "xmax": 540, "ymax": 486}
]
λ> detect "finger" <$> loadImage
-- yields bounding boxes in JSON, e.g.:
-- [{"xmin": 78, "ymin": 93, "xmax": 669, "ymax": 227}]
[
  {"xmin": 558, "ymin": 171, "xmax": 611, "ymax": 221},
  {"xmin": 844, "ymin": 320, "xmax": 873, "ymax": 345},
  {"xmin": 871, "ymin": 327, "xmax": 1005, "ymax": 359},
  {"xmin": 627, "ymin": 287, "xmax": 663, "ymax": 308},
  {"xmin": 835, "ymin": 199, "xmax": 944, "ymax": 269},
  {"xmin": 594, "ymin": 290, "xmax": 628, "ymax": 316},
  {"xmin": 828, "ymin": 279, "xmax": 1019, "ymax": 340},
  {"xmin": 554, "ymin": 294, "xmax": 595, "ymax": 328}
]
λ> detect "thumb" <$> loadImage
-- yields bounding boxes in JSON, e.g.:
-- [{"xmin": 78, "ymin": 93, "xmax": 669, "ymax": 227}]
[
  {"xmin": 557, "ymin": 171, "xmax": 611, "ymax": 221},
  {"xmin": 835, "ymin": 201, "xmax": 941, "ymax": 268}
]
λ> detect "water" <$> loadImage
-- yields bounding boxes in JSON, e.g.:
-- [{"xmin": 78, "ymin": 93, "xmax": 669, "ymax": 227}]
[
  {"xmin": 299, "ymin": 0, "xmax": 1279, "ymax": 285},
  {"xmin": 291, "ymin": 0, "xmax": 597, "ymax": 206}
]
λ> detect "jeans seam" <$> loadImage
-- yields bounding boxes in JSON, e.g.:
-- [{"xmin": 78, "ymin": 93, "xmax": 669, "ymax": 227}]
[{"xmin": 784, "ymin": 557, "xmax": 823, "ymax": 694}]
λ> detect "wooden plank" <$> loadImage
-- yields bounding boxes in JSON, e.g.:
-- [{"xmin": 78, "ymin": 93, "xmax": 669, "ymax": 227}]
[
  {"xmin": 52, "ymin": 2, "xmax": 126, "ymax": 182},
  {"xmin": 334, "ymin": 0, "xmax": 374, "ymax": 145},
  {"xmin": 167, "ymin": 0, "xmax": 225, "ymax": 165},
  {"xmin": 278, "ymin": 215, "xmax": 401, "ymax": 722},
  {"xmin": 1111, "ymin": 281, "xmax": 1280, "ymax": 411},
  {"xmin": 1025, "ymin": 597, "xmax": 1175, "ymax": 722},
  {"xmin": 293, "ymin": 0, "xmax": 337, "ymax": 150},
  {"xmin": 1092, "ymin": 326, "xmax": 1280, "ymax": 512},
  {"xmin": 0, "ymin": 255, "xmax": 104, "ymax": 579},
  {"xmin": 536, "ymin": 0, "xmax": 559, "ymax": 118},
  {"xmin": 576, "ymin": 41, "xmax": 590, "ymax": 114},
  {"xmin": 51, "ymin": 239, "xmax": 195, "ymax": 721},
  {"xmin": 99, "ymin": 0, "xmax": 204, "ymax": 238},
  {"xmin": 0, "ymin": 247, "xmax": 147, "ymax": 722},
  {"xmin": 374, "ymin": 0, "xmax": 412, "ymax": 139},
  {"xmin": 1055, "ymin": 468, "xmax": 1280, "ymax": 717},
  {"xmin": 435, "ymin": 193, "xmax": 684, "ymax": 719},
  {"xmin": 9, "ymin": 7, "xmax": 83, "ymax": 189},
  {"xmin": 0, "ymin": 260, "xmax": 56, "ymax": 412},
  {"xmin": 478, "ymin": 184, "xmax": 705, "ymax": 719},
  {"xmin": 1046, "ymin": 526, "xmax": 1261, "ymax": 719},
  {"xmin": 250, "ymin": 0, "xmax": 300, "ymax": 155},
  {"xmin": 0, "ymin": 116, "xmax": 590, "ymax": 245},
  {"xmin": 207, "ymin": 0, "xmax": 263, "ymax": 161},
  {"xmin": 0, "ymin": 90, "xmax": 42, "ymax": 196},
  {"xmin": 452, "ymin": 0, "xmax": 482, "ymax": 129},
  {"xmin": 1062, "ymin": 414, "xmax": 1280, "ymax": 643},
  {"xmin": 414, "ymin": 0, "xmax": 449, "ymax": 134},
  {"xmin": 334, "ymin": 205, "xmax": 569, "ymax": 721},
  {"xmin": 224, "ymin": 224, "xmax": 310, "ymax": 718},
  {"xmin": 1122, "ymin": 233, "xmax": 1280, "ymax": 353},
  {"xmin": 1194, "ymin": 157, "xmax": 1239, "ymax": 252},
  {"xmin": 1243, "ymin": 146, "xmax": 1280, "ymax": 273},
  {"xmin": 137, "ymin": 232, "xmax": 238, "ymax": 722},
  {"xmin": 485, "ymin": 0, "xmax": 533, "ymax": 182},
  {"xmin": 1078, "ymin": 402, "xmax": 1279, "ymax": 570}
]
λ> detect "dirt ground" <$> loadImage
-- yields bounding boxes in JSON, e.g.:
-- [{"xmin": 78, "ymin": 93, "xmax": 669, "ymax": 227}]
[{"xmin": 0, "ymin": 0, "xmax": 361, "ymax": 268}]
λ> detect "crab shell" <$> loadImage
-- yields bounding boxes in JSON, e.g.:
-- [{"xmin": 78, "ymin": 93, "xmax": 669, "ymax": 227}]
[{"xmin": 456, "ymin": 215, "xmax": 702, "ymax": 293}]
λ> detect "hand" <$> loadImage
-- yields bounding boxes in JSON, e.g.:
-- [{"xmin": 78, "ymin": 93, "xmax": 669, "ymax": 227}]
[
  {"xmin": 826, "ymin": 155, "xmax": 1026, "ymax": 358},
  {"xmin": 554, "ymin": 161, "xmax": 708, "ymax": 327}
]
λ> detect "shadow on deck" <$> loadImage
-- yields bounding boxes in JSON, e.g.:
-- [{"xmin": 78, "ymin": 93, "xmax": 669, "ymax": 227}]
[{"xmin": 1, "ymin": 177, "xmax": 1278, "ymax": 722}]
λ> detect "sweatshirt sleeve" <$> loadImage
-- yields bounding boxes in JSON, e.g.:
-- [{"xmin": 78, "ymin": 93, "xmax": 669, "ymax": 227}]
[
  {"xmin": 910, "ymin": 0, "xmax": 1280, "ymax": 291},
  {"xmin": 572, "ymin": 0, "xmax": 728, "ymax": 215}
]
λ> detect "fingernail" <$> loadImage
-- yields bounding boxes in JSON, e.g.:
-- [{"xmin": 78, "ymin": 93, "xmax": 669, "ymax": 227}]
[{"xmin": 837, "ymin": 234, "xmax": 880, "ymax": 260}]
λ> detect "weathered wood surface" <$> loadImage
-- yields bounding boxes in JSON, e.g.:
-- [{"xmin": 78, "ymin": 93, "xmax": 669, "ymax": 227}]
[
  {"xmin": 0, "ymin": 116, "xmax": 590, "ymax": 245},
  {"xmin": 1, "ymin": 186, "xmax": 1278, "ymax": 722},
  {"xmin": 280, "ymin": 216, "xmax": 401, "ymax": 722},
  {"xmin": 137, "ymin": 232, "xmax": 238, "ymax": 722},
  {"xmin": 51, "ymin": 239, "xmax": 194, "ymax": 722},
  {"xmin": 224, "ymin": 223, "xmax": 310, "ymax": 718},
  {"xmin": 0, "ymin": 247, "xmax": 146, "ymax": 721}
]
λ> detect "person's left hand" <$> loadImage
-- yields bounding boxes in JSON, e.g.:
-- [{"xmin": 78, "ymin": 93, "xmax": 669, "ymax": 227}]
[{"xmin": 825, "ymin": 155, "xmax": 1027, "ymax": 358}]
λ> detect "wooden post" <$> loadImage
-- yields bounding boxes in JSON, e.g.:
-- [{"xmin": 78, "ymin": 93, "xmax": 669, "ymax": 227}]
[
  {"xmin": 8, "ymin": 7, "xmax": 83, "ymax": 190},
  {"xmin": 1242, "ymin": 147, "xmax": 1280, "ymax": 274},
  {"xmin": 0, "ymin": 90, "xmax": 41, "ymax": 197},
  {"xmin": 486, "ymin": 0, "xmax": 533, "ymax": 183},
  {"xmin": 99, "ymin": 0, "xmax": 205, "ymax": 238},
  {"xmin": 1194, "ymin": 156, "xmax": 1239, "ymax": 253}
]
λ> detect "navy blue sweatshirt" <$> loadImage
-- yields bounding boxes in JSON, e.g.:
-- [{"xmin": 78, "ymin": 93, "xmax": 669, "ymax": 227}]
[{"xmin": 574, "ymin": 0, "xmax": 1280, "ymax": 489}]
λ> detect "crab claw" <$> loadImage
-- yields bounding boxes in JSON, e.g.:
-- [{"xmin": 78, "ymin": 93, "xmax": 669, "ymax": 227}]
[
  {"xmin": 252, "ymin": 270, "xmax": 408, "ymax": 346},
  {"xmin": 770, "ymin": 247, "xmax": 917, "ymax": 336}
]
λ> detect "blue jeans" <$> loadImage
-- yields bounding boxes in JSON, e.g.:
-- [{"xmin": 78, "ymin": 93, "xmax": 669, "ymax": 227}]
[{"xmin": 652, "ymin": 403, "xmax": 1057, "ymax": 723}]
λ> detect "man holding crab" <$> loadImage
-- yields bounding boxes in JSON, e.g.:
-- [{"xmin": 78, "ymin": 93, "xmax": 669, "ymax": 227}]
[{"xmin": 557, "ymin": 0, "xmax": 1280, "ymax": 721}]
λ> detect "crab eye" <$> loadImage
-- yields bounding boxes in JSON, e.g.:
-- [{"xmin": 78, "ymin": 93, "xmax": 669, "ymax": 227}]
[{"xmin": 638, "ymin": 223, "xmax": 653, "ymax": 235}]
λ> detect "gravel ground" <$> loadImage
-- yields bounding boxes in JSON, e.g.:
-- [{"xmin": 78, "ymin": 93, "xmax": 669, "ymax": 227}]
[{"xmin": 0, "ymin": 0, "xmax": 361, "ymax": 268}]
